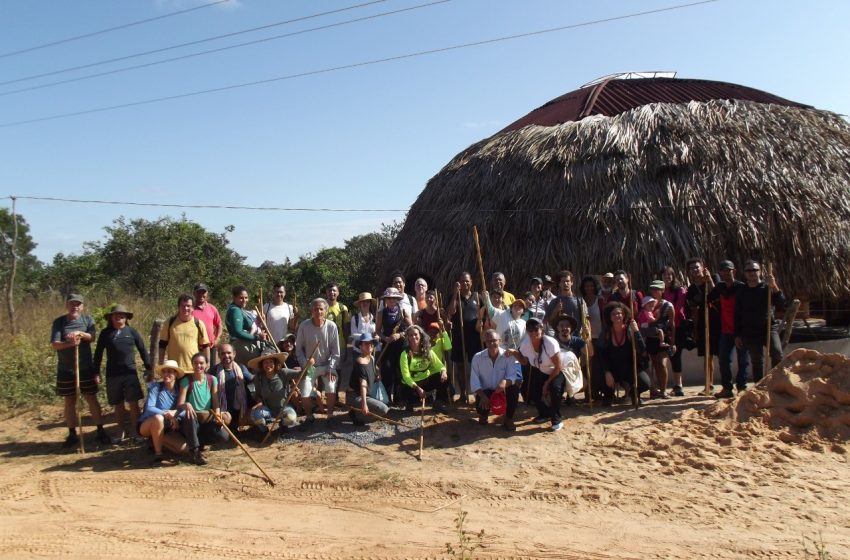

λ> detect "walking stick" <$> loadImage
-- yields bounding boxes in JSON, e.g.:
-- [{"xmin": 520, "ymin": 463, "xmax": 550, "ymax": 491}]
[
  {"xmin": 254, "ymin": 306, "xmax": 276, "ymax": 345},
  {"xmin": 583, "ymin": 342, "xmax": 593, "ymax": 411},
  {"xmin": 74, "ymin": 344, "xmax": 85, "ymax": 454},
  {"xmin": 703, "ymin": 281, "xmax": 711, "ymax": 395},
  {"xmin": 630, "ymin": 327, "xmax": 639, "ymax": 410},
  {"xmin": 342, "ymin": 405, "xmax": 407, "ymax": 427},
  {"xmin": 472, "ymin": 225, "xmax": 487, "ymax": 346},
  {"xmin": 765, "ymin": 262, "xmax": 773, "ymax": 372},
  {"xmin": 418, "ymin": 397, "xmax": 425, "ymax": 461},
  {"xmin": 213, "ymin": 411, "xmax": 275, "ymax": 486},
  {"xmin": 456, "ymin": 287, "xmax": 469, "ymax": 405},
  {"xmin": 259, "ymin": 287, "xmax": 265, "ymax": 321},
  {"xmin": 261, "ymin": 343, "xmax": 319, "ymax": 445}
]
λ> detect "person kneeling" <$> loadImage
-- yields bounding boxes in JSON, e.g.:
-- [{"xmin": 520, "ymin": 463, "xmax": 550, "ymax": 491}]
[
  {"xmin": 348, "ymin": 333, "xmax": 390, "ymax": 426},
  {"xmin": 471, "ymin": 330, "xmax": 522, "ymax": 431},
  {"xmin": 177, "ymin": 353, "xmax": 230, "ymax": 465},
  {"xmin": 249, "ymin": 349, "xmax": 300, "ymax": 440},
  {"xmin": 138, "ymin": 360, "xmax": 187, "ymax": 467},
  {"xmin": 399, "ymin": 325, "xmax": 450, "ymax": 411}
]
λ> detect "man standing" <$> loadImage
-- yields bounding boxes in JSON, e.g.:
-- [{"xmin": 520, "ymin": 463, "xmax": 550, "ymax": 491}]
[
  {"xmin": 324, "ymin": 282, "xmax": 351, "ymax": 394},
  {"xmin": 600, "ymin": 272, "xmax": 615, "ymax": 300},
  {"xmin": 296, "ymin": 298, "xmax": 341, "ymax": 426},
  {"xmin": 711, "ymin": 261, "xmax": 750, "ymax": 398},
  {"xmin": 607, "ymin": 270, "xmax": 643, "ymax": 316},
  {"xmin": 491, "ymin": 272, "xmax": 515, "ymax": 306},
  {"xmin": 545, "ymin": 270, "xmax": 587, "ymax": 336},
  {"xmin": 735, "ymin": 260, "xmax": 785, "ymax": 384},
  {"xmin": 51, "ymin": 294, "xmax": 110, "ymax": 447},
  {"xmin": 210, "ymin": 343, "xmax": 254, "ymax": 432},
  {"xmin": 159, "ymin": 294, "xmax": 211, "ymax": 372},
  {"xmin": 193, "ymin": 283, "xmax": 222, "ymax": 366},
  {"xmin": 686, "ymin": 258, "xmax": 719, "ymax": 391},
  {"xmin": 263, "ymin": 282, "xmax": 297, "ymax": 346},
  {"xmin": 471, "ymin": 330, "xmax": 522, "ymax": 431}
]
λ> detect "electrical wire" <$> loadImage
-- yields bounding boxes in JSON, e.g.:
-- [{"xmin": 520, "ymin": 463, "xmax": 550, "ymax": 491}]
[
  {"xmin": 0, "ymin": 0, "xmax": 719, "ymax": 128},
  {"xmin": 0, "ymin": 0, "xmax": 392, "ymax": 87},
  {"xmin": 0, "ymin": 0, "xmax": 232, "ymax": 59},
  {"xmin": 0, "ymin": 0, "xmax": 451, "ymax": 98}
]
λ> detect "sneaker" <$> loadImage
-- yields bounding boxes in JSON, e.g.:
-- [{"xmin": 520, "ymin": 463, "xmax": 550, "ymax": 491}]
[
  {"xmin": 61, "ymin": 432, "xmax": 79, "ymax": 449},
  {"xmin": 298, "ymin": 415, "xmax": 315, "ymax": 431},
  {"xmin": 478, "ymin": 414, "xmax": 488, "ymax": 426},
  {"xmin": 192, "ymin": 448, "xmax": 207, "ymax": 466},
  {"xmin": 110, "ymin": 431, "xmax": 126, "ymax": 445},
  {"xmin": 736, "ymin": 385, "xmax": 748, "ymax": 393},
  {"xmin": 96, "ymin": 428, "xmax": 112, "ymax": 445},
  {"xmin": 151, "ymin": 455, "xmax": 164, "ymax": 468},
  {"xmin": 658, "ymin": 392, "xmax": 670, "ymax": 400},
  {"xmin": 551, "ymin": 421, "xmax": 564, "ymax": 432},
  {"xmin": 532, "ymin": 416, "xmax": 549, "ymax": 424},
  {"xmin": 672, "ymin": 385, "xmax": 685, "ymax": 397},
  {"xmin": 714, "ymin": 389, "xmax": 734, "ymax": 399},
  {"xmin": 130, "ymin": 436, "xmax": 147, "ymax": 445},
  {"xmin": 503, "ymin": 419, "xmax": 516, "ymax": 432}
]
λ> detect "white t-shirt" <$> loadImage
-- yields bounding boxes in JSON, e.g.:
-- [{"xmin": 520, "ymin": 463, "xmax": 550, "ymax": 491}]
[
  {"xmin": 518, "ymin": 334, "xmax": 560, "ymax": 374},
  {"xmin": 264, "ymin": 302, "xmax": 292, "ymax": 343}
]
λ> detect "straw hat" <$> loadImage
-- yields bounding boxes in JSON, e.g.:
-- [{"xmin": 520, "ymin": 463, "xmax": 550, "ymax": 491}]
[
  {"xmin": 104, "ymin": 303, "xmax": 134, "ymax": 321},
  {"xmin": 554, "ymin": 314, "xmax": 578, "ymax": 332},
  {"xmin": 354, "ymin": 292, "xmax": 375, "ymax": 305},
  {"xmin": 247, "ymin": 349, "xmax": 290, "ymax": 370},
  {"xmin": 380, "ymin": 287, "xmax": 404, "ymax": 300},
  {"xmin": 154, "ymin": 360, "xmax": 185, "ymax": 379}
]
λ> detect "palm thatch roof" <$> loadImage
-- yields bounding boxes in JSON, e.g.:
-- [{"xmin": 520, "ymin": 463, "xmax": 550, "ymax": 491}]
[{"xmin": 384, "ymin": 84, "xmax": 850, "ymax": 300}]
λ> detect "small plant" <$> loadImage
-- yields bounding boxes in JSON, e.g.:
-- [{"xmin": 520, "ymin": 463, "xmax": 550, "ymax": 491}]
[
  {"xmin": 802, "ymin": 532, "xmax": 830, "ymax": 560},
  {"xmin": 445, "ymin": 509, "xmax": 485, "ymax": 560}
]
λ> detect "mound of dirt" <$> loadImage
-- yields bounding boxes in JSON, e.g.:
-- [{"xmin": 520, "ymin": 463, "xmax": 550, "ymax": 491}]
[{"xmin": 705, "ymin": 348, "xmax": 850, "ymax": 444}]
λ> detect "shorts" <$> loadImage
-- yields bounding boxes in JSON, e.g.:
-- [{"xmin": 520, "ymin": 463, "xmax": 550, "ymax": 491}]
[
  {"xmin": 56, "ymin": 369, "xmax": 99, "ymax": 397},
  {"xmin": 299, "ymin": 366, "xmax": 337, "ymax": 396},
  {"xmin": 106, "ymin": 374, "xmax": 144, "ymax": 405}
]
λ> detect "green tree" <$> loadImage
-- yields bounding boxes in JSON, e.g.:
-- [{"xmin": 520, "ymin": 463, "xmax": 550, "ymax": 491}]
[{"xmin": 0, "ymin": 208, "xmax": 43, "ymax": 295}]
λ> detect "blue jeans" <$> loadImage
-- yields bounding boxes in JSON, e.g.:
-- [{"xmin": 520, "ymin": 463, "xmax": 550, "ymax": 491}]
[{"xmin": 718, "ymin": 333, "xmax": 750, "ymax": 391}]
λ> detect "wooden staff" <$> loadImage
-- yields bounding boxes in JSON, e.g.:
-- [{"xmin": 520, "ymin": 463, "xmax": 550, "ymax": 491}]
[
  {"xmin": 782, "ymin": 298, "xmax": 801, "ymax": 348},
  {"xmin": 630, "ymin": 326, "xmax": 639, "ymax": 410},
  {"xmin": 456, "ymin": 286, "xmax": 468, "ymax": 405},
  {"xmin": 583, "ymin": 342, "xmax": 593, "ymax": 411},
  {"xmin": 261, "ymin": 343, "xmax": 319, "ymax": 445},
  {"xmin": 259, "ymin": 287, "xmax": 265, "ymax": 321},
  {"xmin": 74, "ymin": 345, "xmax": 85, "ymax": 454},
  {"xmin": 343, "ymin": 405, "xmax": 407, "ymax": 427},
  {"xmin": 703, "ymin": 280, "xmax": 711, "ymax": 395},
  {"xmin": 472, "ymin": 226, "xmax": 487, "ymax": 345},
  {"xmin": 254, "ymin": 306, "xmax": 276, "ymax": 344},
  {"xmin": 765, "ymin": 262, "xmax": 774, "ymax": 372},
  {"xmin": 418, "ymin": 397, "xmax": 425, "ymax": 461},
  {"xmin": 213, "ymin": 411, "xmax": 275, "ymax": 486}
]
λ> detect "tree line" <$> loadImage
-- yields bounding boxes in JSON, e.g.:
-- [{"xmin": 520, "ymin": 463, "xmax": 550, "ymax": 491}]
[{"xmin": 1, "ymin": 209, "xmax": 401, "ymax": 307}]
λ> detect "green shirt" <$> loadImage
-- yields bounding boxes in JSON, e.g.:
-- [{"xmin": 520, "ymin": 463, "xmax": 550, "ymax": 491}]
[
  {"xmin": 399, "ymin": 349, "xmax": 445, "ymax": 387},
  {"xmin": 179, "ymin": 374, "xmax": 218, "ymax": 411}
]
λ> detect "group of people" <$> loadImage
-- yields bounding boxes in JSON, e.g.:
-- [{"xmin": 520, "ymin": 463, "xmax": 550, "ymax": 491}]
[{"xmin": 51, "ymin": 260, "xmax": 787, "ymax": 464}]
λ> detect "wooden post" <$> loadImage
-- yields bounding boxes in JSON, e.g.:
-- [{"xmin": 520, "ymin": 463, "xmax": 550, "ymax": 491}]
[{"xmin": 148, "ymin": 319, "xmax": 163, "ymax": 382}]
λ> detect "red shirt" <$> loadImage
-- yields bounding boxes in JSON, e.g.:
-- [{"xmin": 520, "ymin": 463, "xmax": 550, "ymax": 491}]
[{"xmin": 193, "ymin": 303, "xmax": 222, "ymax": 345}]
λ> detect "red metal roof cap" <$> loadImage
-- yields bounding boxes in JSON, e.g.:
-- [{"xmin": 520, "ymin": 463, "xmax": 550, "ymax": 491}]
[{"xmin": 499, "ymin": 77, "xmax": 810, "ymax": 134}]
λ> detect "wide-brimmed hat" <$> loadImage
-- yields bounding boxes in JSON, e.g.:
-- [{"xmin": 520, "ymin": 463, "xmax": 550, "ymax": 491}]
[
  {"xmin": 155, "ymin": 360, "xmax": 185, "ymax": 379},
  {"xmin": 354, "ymin": 332, "xmax": 378, "ymax": 350},
  {"xmin": 354, "ymin": 292, "xmax": 375, "ymax": 305},
  {"xmin": 510, "ymin": 298, "xmax": 527, "ymax": 310},
  {"xmin": 247, "ymin": 349, "xmax": 290, "ymax": 370},
  {"xmin": 381, "ymin": 287, "xmax": 404, "ymax": 300},
  {"xmin": 104, "ymin": 303, "xmax": 134, "ymax": 321},
  {"xmin": 554, "ymin": 314, "xmax": 578, "ymax": 331},
  {"xmin": 648, "ymin": 280, "xmax": 665, "ymax": 291}
]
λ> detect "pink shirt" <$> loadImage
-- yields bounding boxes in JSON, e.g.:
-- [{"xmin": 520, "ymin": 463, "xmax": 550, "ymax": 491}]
[{"xmin": 193, "ymin": 303, "xmax": 222, "ymax": 346}]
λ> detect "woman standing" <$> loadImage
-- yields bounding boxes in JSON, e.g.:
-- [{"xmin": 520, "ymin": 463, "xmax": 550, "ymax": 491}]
[
  {"xmin": 594, "ymin": 302, "xmax": 651, "ymax": 407},
  {"xmin": 226, "ymin": 285, "xmax": 268, "ymax": 365},
  {"xmin": 646, "ymin": 280, "xmax": 675, "ymax": 399},
  {"xmin": 375, "ymin": 287, "xmax": 411, "ymax": 405},
  {"xmin": 660, "ymin": 266, "xmax": 688, "ymax": 396},
  {"xmin": 509, "ymin": 318, "xmax": 564, "ymax": 431},
  {"xmin": 399, "ymin": 325, "xmax": 449, "ymax": 410}
]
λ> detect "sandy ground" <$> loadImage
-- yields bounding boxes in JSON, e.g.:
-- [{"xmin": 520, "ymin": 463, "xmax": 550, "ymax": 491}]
[{"xmin": 1, "ymin": 351, "xmax": 849, "ymax": 559}]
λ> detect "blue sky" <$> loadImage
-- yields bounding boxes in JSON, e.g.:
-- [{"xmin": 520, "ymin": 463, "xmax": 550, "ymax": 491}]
[{"xmin": 1, "ymin": 0, "xmax": 848, "ymax": 266}]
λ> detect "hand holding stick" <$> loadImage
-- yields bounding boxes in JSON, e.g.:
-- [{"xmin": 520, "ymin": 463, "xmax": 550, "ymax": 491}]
[{"xmin": 261, "ymin": 343, "xmax": 319, "ymax": 445}]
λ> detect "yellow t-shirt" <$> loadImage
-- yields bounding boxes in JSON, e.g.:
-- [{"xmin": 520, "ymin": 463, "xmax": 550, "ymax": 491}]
[
  {"xmin": 160, "ymin": 318, "xmax": 210, "ymax": 372},
  {"xmin": 502, "ymin": 291, "xmax": 516, "ymax": 306}
]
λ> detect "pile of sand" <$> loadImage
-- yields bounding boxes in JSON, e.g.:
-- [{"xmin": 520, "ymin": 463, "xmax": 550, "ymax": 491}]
[{"xmin": 704, "ymin": 348, "xmax": 850, "ymax": 445}]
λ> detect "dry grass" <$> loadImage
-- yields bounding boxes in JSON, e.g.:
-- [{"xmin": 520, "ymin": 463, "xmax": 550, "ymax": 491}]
[{"xmin": 384, "ymin": 99, "xmax": 850, "ymax": 299}]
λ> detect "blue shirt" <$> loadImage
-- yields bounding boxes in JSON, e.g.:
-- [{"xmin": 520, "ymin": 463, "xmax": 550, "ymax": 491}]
[
  {"xmin": 470, "ymin": 347, "xmax": 521, "ymax": 393},
  {"xmin": 139, "ymin": 381, "xmax": 178, "ymax": 423}
]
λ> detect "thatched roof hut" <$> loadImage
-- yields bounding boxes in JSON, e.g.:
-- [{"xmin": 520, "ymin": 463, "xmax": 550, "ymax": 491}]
[{"xmin": 384, "ymin": 77, "xmax": 850, "ymax": 300}]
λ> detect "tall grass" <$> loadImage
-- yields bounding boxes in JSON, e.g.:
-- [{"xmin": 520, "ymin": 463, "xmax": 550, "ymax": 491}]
[{"xmin": 0, "ymin": 292, "xmax": 174, "ymax": 411}]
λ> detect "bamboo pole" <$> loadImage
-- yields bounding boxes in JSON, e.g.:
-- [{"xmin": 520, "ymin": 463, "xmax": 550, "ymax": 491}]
[
  {"xmin": 74, "ymin": 345, "xmax": 84, "ymax": 454},
  {"xmin": 259, "ymin": 287, "xmax": 264, "ymax": 321},
  {"xmin": 418, "ymin": 397, "xmax": 425, "ymax": 461},
  {"xmin": 630, "ymin": 327, "xmax": 639, "ymax": 410},
  {"xmin": 213, "ymin": 411, "xmax": 275, "ymax": 486},
  {"xmin": 456, "ymin": 286, "xmax": 468, "ymax": 405},
  {"xmin": 472, "ymin": 226, "xmax": 487, "ymax": 346},
  {"xmin": 254, "ymin": 306, "xmax": 275, "ymax": 345},
  {"xmin": 765, "ymin": 262, "xmax": 773, "ymax": 372}
]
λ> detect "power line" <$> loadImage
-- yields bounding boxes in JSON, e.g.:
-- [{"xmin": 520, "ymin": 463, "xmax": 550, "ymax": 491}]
[
  {"xmin": 0, "ymin": 0, "xmax": 392, "ymax": 87},
  {"xmin": 0, "ymin": 0, "xmax": 451, "ymax": 98},
  {"xmin": 0, "ymin": 0, "xmax": 232, "ymax": 59},
  {"xmin": 0, "ymin": 0, "xmax": 719, "ymax": 129}
]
